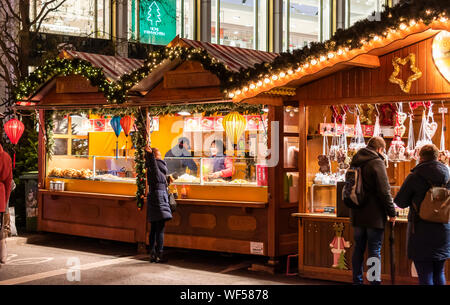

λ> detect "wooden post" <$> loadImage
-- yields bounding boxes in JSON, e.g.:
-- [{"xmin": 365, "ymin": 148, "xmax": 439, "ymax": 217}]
[
  {"xmin": 298, "ymin": 103, "xmax": 308, "ymax": 275},
  {"xmin": 37, "ymin": 109, "xmax": 46, "ymax": 232},
  {"xmin": 267, "ymin": 104, "xmax": 283, "ymax": 261}
]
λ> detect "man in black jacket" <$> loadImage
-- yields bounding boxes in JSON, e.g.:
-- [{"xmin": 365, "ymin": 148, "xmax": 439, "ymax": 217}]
[
  {"xmin": 350, "ymin": 136, "xmax": 396, "ymax": 285},
  {"xmin": 164, "ymin": 137, "xmax": 198, "ymax": 177}
]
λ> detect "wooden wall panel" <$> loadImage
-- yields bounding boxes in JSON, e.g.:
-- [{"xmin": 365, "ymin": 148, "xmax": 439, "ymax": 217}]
[{"xmin": 297, "ymin": 35, "xmax": 450, "ymax": 105}]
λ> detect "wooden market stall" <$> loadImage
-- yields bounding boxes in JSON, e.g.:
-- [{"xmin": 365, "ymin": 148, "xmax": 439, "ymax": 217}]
[
  {"xmin": 15, "ymin": 38, "xmax": 300, "ymax": 267},
  {"xmin": 228, "ymin": 4, "xmax": 450, "ymax": 284}
]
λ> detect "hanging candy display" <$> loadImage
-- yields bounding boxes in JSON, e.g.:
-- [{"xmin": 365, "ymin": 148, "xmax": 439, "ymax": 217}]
[
  {"xmin": 438, "ymin": 106, "xmax": 450, "ymax": 166},
  {"xmin": 404, "ymin": 114, "xmax": 417, "ymax": 161},
  {"xmin": 387, "ymin": 108, "xmax": 406, "ymax": 162},
  {"xmin": 415, "ymin": 104, "xmax": 436, "ymax": 159},
  {"xmin": 348, "ymin": 113, "xmax": 366, "ymax": 159},
  {"xmin": 3, "ymin": 118, "xmax": 25, "ymax": 168},
  {"xmin": 329, "ymin": 119, "xmax": 340, "ymax": 162}
]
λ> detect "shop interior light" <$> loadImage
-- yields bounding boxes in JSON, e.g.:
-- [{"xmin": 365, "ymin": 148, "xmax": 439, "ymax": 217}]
[
  {"xmin": 262, "ymin": 107, "xmax": 269, "ymax": 113},
  {"xmin": 178, "ymin": 111, "xmax": 191, "ymax": 116}
]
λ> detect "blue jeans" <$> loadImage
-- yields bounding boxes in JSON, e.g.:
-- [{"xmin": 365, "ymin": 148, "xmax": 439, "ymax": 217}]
[
  {"xmin": 149, "ymin": 220, "xmax": 166, "ymax": 255},
  {"xmin": 413, "ymin": 260, "xmax": 447, "ymax": 285},
  {"xmin": 352, "ymin": 226, "xmax": 384, "ymax": 285}
]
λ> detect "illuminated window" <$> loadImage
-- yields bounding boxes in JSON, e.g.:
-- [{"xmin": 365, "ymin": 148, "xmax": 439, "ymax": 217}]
[
  {"xmin": 34, "ymin": 0, "xmax": 111, "ymax": 39},
  {"xmin": 212, "ymin": 0, "xmax": 268, "ymax": 51},
  {"xmin": 347, "ymin": 0, "xmax": 385, "ymax": 27},
  {"xmin": 128, "ymin": 0, "xmax": 195, "ymax": 44},
  {"xmin": 283, "ymin": 0, "xmax": 330, "ymax": 51},
  {"xmin": 52, "ymin": 114, "xmax": 89, "ymax": 156},
  {"xmin": 286, "ymin": 0, "xmax": 320, "ymax": 51}
]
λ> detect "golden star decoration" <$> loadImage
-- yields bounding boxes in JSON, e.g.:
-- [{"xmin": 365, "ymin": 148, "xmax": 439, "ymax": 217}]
[{"xmin": 389, "ymin": 53, "xmax": 423, "ymax": 93}]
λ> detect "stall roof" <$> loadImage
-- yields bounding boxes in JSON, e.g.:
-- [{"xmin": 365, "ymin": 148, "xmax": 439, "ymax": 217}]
[
  {"xmin": 129, "ymin": 36, "xmax": 279, "ymax": 93},
  {"xmin": 174, "ymin": 38, "xmax": 279, "ymax": 72},
  {"xmin": 228, "ymin": 1, "xmax": 450, "ymax": 103},
  {"xmin": 61, "ymin": 50, "xmax": 144, "ymax": 81}
]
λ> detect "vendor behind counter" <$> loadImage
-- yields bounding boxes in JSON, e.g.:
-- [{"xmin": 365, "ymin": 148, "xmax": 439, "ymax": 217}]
[{"xmin": 164, "ymin": 137, "xmax": 198, "ymax": 177}]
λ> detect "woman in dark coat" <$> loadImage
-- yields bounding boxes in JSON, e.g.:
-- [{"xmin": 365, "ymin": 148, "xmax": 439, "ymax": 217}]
[
  {"xmin": 394, "ymin": 144, "xmax": 450, "ymax": 285},
  {"xmin": 145, "ymin": 145, "xmax": 172, "ymax": 263}
]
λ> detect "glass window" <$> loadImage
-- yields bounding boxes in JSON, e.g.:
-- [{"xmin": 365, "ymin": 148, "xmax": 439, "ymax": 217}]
[
  {"xmin": 70, "ymin": 114, "xmax": 90, "ymax": 136},
  {"xmin": 289, "ymin": 0, "xmax": 320, "ymax": 51},
  {"xmin": 35, "ymin": 0, "xmax": 111, "ymax": 39},
  {"xmin": 213, "ymin": 0, "xmax": 264, "ymax": 50},
  {"xmin": 221, "ymin": 0, "xmax": 254, "ymax": 49},
  {"xmin": 257, "ymin": 0, "xmax": 268, "ymax": 51},
  {"xmin": 53, "ymin": 115, "xmax": 68, "ymax": 135},
  {"xmin": 212, "ymin": 0, "xmax": 218, "ymax": 43},
  {"xmin": 283, "ymin": 0, "xmax": 328, "ymax": 51},
  {"xmin": 53, "ymin": 138, "xmax": 68, "ymax": 155},
  {"xmin": 71, "ymin": 139, "xmax": 89, "ymax": 156},
  {"xmin": 129, "ymin": 0, "xmax": 194, "ymax": 44},
  {"xmin": 348, "ymin": 0, "xmax": 384, "ymax": 27}
]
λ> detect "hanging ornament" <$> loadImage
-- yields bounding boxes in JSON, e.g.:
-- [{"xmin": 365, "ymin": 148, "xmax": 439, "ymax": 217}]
[
  {"xmin": 415, "ymin": 109, "xmax": 434, "ymax": 159},
  {"xmin": 438, "ymin": 107, "xmax": 450, "ymax": 166},
  {"xmin": 4, "ymin": 118, "xmax": 25, "ymax": 168},
  {"xmin": 404, "ymin": 114, "xmax": 417, "ymax": 161},
  {"xmin": 222, "ymin": 111, "xmax": 247, "ymax": 145},
  {"xmin": 110, "ymin": 115, "xmax": 122, "ymax": 159},
  {"xmin": 318, "ymin": 118, "xmax": 331, "ymax": 175},
  {"xmin": 348, "ymin": 113, "xmax": 366, "ymax": 158},
  {"xmin": 329, "ymin": 118, "xmax": 340, "ymax": 162},
  {"xmin": 387, "ymin": 111, "xmax": 406, "ymax": 162},
  {"xmin": 373, "ymin": 115, "xmax": 381, "ymax": 137},
  {"xmin": 120, "ymin": 115, "xmax": 135, "ymax": 159}
]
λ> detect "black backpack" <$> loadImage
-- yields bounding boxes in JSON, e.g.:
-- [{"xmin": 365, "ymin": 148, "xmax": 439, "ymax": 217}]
[{"xmin": 342, "ymin": 167, "xmax": 365, "ymax": 209}]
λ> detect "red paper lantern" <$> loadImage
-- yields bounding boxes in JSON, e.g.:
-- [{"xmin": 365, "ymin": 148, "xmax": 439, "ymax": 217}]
[
  {"xmin": 4, "ymin": 118, "xmax": 25, "ymax": 168},
  {"xmin": 120, "ymin": 115, "xmax": 134, "ymax": 137}
]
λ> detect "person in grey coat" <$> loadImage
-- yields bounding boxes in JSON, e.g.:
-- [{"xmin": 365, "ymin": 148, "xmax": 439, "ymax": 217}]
[
  {"xmin": 394, "ymin": 144, "xmax": 450, "ymax": 285},
  {"xmin": 145, "ymin": 145, "xmax": 172, "ymax": 263},
  {"xmin": 349, "ymin": 136, "xmax": 397, "ymax": 284}
]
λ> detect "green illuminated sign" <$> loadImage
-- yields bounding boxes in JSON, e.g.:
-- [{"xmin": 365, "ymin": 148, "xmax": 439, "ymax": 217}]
[{"xmin": 139, "ymin": 0, "xmax": 177, "ymax": 45}]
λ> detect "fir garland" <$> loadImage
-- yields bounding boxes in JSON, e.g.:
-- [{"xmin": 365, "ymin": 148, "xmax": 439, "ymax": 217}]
[
  {"xmin": 132, "ymin": 107, "xmax": 148, "ymax": 209},
  {"xmin": 225, "ymin": 0, "xmax": 450, "ymax": 93},
  {"xmin": 15, "ymin": 58, "xmax": 112, "ymax": 102}
]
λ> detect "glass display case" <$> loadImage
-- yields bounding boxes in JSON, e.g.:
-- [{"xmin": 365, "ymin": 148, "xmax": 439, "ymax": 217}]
[
  {"xmin": 47, "ymin": 155, "xmax": 136, "ymax": 184},
  {"xmin": 167, "ymin": 157, "xmax": 266, "ymax": 187}
]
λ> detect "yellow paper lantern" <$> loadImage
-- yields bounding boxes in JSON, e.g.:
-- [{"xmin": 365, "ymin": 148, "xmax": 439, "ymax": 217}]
[{"xmin": 222, "ymin": 112, "xmax": 247, "ymax": 144}]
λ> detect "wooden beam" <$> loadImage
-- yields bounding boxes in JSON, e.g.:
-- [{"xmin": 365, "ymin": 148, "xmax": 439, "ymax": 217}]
[
  {"xmin": 343, "ymin": 54, "xmax": 380, "ymax": 68},
  {"xmin": 240, "ymin": 95, "xmax": 284, "ymax": 106}
]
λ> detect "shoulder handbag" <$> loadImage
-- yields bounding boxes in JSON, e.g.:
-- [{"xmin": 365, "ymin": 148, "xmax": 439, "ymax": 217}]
[
  {"xmin": 0, "ymin": 213, "xmax": 8, "ymax": 264},
  {"xmin": 168, "ymin": 192, "xmax": 177, "ymax": 212},
  {"xmin": 413, "ymin": 173, "xmax": 450, "ymax": 223}
]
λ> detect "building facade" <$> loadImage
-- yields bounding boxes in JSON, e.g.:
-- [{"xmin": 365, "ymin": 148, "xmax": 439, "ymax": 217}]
[{"xmin": 31, "ymin": 0, "xmax": 400, "ymax": 55}]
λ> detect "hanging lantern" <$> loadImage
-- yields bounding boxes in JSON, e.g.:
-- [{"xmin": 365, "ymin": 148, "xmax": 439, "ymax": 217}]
[
  {"xmin": 110, "ymin": 116, "xmax": 122, "ymax": 159},
  {"xmin": 120, "ymin": 115, "xmax": 135, "ymax": 159},
  {"xmin": 222, "ymin": 112, "xmax": 247, "ymax": 145},
  {"xmin": 120, "ymin": 115, "xmax": 134, "ymax": 137},
  {"xmin": 4, "ymin": 118, "xmax": 25, "ymax": 168}
]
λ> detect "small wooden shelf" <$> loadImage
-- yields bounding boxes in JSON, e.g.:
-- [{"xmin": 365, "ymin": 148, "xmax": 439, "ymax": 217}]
[
  {"xmin": 283, "ymin": 167, "xmax": 299, "ymax": 172},
  {"xmin": 283, "ymin": 132, "xmax": 300, "ymax": 137},
  {"xmin": 176, "ymin": 198, "xmax": 267, "ymax": 209},
  {"xmin": 39, "ymin": 189, "xmax": 136, "ymax": 201}
]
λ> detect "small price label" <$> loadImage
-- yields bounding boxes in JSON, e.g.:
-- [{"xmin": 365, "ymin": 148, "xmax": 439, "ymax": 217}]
[{"xmin": 439, "ymin": 107, "xmax": 448, "ymax": 114}]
